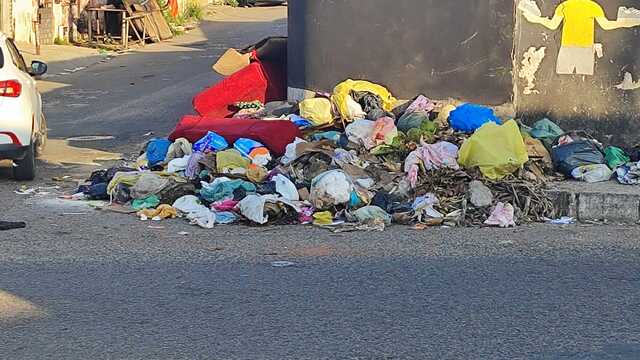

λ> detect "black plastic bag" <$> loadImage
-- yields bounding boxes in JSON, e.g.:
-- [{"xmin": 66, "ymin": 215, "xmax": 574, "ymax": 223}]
[{"xmin": 552, "ymin": 139, "xmax": 605, "ymax": 176}]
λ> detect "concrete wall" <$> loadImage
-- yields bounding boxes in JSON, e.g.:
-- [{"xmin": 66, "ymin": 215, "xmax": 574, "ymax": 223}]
[
  {"xmin": 288, "ymin": 0, "xmax": 516, "ymax": 105},
  {"xmin": 13, "ymin": 0, "xmax": 38, "ymax": 43},
  {"xmin": 0, "ymin": 0, "xmax": 12, "ymax": 35},
  {"xmin": 289, "ymin": 0, "xmax": 640, "ymax": 147}
]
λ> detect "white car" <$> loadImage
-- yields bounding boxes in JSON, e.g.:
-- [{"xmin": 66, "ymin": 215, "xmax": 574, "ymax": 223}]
[{"xmin": 0, "ymin": 32, "xmax": 48, "ymax": 180}]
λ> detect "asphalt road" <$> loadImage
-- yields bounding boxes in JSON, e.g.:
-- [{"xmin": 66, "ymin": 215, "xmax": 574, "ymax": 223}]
[{"xmin": 2, "ymin": 6, "xmax": 640, "ymax": 360}]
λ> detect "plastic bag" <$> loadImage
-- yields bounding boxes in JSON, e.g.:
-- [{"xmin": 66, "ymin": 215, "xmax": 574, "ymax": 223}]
[
  {"xmin": 332, "ymin": 79, "xmax": 397, "ymax": 122},
  {"xmin": 146, "ymin": 138, "xmax": 172, "ymax": 167},
  {"xmin": 371, "ymin": 117, "xmax": 398, "ymax": 149},
  {"xmin": 345, "ymin": 95, "xmax": 366, "ymax": 120},
  {"xmin": 571, "ymin": 164, "xmax": 613, "ymax": 183},
  {"xmin": 273, "ymin": 174, "xmax": 299, "ymax": 201},
  {"xmin": 551, "ymin": 140, "xmax": 605, "ymax": 176},
  {"xmin": 238, "ymin": 194, "xmax": 268, "ymax": 224},
  {"xmin": 281, "ymin": 138, "xmax": 307, "ymax": 165},
  {"xmin": 449, "ymin": 103, "xmax": 501, "ymax": 133},
  {"xmin": 604, "ymin": 146, "xmax": 630, "ymax": 170},
  {"xmin": 299, "ymin": 98, "xmax": 334, "ymax": 126},
  {"xmin": 530, "ymin": 118, "xmax": 564, "ymax": 150},
  {"xmin": 345, "ymin": 120, "xmax": 376, "ymax": 149},
  {"xmin": 397, "ymin": 111, "xmax": 429, "ymax": 132},
  {"xmin": 484, "ymin": 202, "xmax": 516, "ymax": 228},
  {"xmin": 234, "ymin": 138, "xmax": 264, "ymax": 158},
  {"xmin": 353, "ymin": 206, "xmax": 392, "ymax": 225},
  {"xmin": 167, "ymin": 155, "xmax": 190, "ymax": 173},
  {"xmin": 310, "ymin": 170, "xmax": 355, "ymax": 210},
  {"xmin": 193, "ymin": 131, "xmax": 229, "ymax": 153},
  {"xmin": 458, "ymin": 120, "xmax": 529, "ymax": 180}
]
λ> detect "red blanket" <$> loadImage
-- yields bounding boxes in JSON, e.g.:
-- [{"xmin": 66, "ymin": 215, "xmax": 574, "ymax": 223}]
[
  {"xmin": 168, "ymin": 116, "xmax": 301, "ymax": 156},
  {"xmin": 193, "ymin": 57, "xmax": 286, "ymax": 118}
]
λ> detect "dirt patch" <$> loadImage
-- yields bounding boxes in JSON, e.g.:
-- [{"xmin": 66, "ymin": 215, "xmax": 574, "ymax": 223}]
[{"xmin": 40, "ymin": 139, "xmax": 122, "ymax": 166}]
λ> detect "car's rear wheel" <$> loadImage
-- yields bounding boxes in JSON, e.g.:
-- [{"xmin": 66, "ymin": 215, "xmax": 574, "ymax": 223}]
[{"xmin": 13, "ymin": 143, "xmax": 36, "ymax": 181}]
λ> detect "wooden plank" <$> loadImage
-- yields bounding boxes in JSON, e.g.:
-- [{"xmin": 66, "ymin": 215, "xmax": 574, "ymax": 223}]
[{"xmin": 121, "ymin": 0, "xmax": 161, "ymax": 42}]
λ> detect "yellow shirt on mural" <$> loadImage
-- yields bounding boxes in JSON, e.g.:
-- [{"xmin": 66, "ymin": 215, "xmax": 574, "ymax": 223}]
[{"xmin": 555, "ymin": 0, "xmax": 605, "ymax": 47}]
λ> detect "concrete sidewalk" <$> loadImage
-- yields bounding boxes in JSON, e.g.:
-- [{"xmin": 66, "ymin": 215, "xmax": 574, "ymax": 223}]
[
  {"xmin": 16, "ymin": 42, "xmax": 112, "ymax": 78},
  {"xmin": 549, "ymin": 180, "xmax": 640, "ymax": 223}
]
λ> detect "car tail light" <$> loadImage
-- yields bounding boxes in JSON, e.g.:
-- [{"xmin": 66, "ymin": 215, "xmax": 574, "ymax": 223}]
[{"xmin": 0, "ymin": 80, "xmax": 22, "ymax": 97}]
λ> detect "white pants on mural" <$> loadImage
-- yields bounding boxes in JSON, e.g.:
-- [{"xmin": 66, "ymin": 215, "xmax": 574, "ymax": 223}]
[{"xmin": 556, "ymin": 46, "xmax": 595, "ymax": 75}]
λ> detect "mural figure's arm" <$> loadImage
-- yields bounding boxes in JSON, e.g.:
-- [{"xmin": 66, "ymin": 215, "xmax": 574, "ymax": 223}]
[
  {"xmin": 522, "ymin": 11, "xmax": 564, "ymax": 30},
  {"xmin": 596, "ymin": 17, "xmax": 640, "ymax": 30}
]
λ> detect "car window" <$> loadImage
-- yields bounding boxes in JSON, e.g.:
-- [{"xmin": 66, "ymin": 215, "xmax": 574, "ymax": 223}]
[
  {"xmin": 0, "ymin": 47, "xmax": 4, "ymax": 69},
  {"xmin": 5, "ymin": 39, "xmax": 28, "ymax": 73}
]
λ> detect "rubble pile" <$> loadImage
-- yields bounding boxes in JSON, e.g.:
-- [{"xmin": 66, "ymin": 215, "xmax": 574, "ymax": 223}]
[{"xmin": 68, "ymin": 39, "xmax": 640, "ymax": 231}]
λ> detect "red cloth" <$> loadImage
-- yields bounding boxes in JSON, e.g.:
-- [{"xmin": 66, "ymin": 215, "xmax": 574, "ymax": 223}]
[
  {"xmin": 168, "ymin": 0, "xmax": 179, "ymax": 18},
  {"xmin": 193, "ymin": 56, "xmax": 285, "ymax": 118},
  {"xmin": 168, "ymin": 115, "xmax": 301, "ymax": 156}
]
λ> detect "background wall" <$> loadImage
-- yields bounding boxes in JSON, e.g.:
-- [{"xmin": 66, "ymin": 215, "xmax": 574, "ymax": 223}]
[
  {"xmin": 515, "ymin": 0, "xmax": 640, "ymax": 147},
  {"xmin": 288, "ymin": 0, "xmax": 516, "ymax": 105}
]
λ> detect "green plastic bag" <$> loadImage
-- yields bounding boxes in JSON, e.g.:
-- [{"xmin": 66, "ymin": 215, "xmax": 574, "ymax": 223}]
[
  {"xmin": 530, "ymin": 118, "xmax": 563, "ymax": 149},
  {"xmin": 604, "ymin": 146, "xmax": 630, "ymax": 169}
]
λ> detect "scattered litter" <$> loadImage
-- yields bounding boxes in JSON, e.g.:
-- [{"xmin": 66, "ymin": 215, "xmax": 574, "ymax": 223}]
[
  {"xmin": 271, "ymin": 261, "xmax": 296, "ymax": 268},
  {"xmin": 0, "ymin": 221, "xmax": 26, "ymax": 231},
  {"xmin": 546, "ymin": 216, "xmax": 576, "ymax": 225}
]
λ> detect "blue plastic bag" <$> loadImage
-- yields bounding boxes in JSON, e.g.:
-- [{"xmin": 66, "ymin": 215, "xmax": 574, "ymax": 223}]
[
  {"xmin": 448, "ymin": 103, "xmax": 501, "ymax": 133},
  {"xmin": 289, "ymin": 114, "xmax": 313, "ymax": 129},
  {"xmin": 234, "ymin": 138, "xmax": 265, "ymax": 157},
  {"xmin": 147, "ymin": 138, "xmax": 172, "ymax": 167},
  {"xmin": 193, "ymin": 131, "xmax": 229, "ymax": 153}
]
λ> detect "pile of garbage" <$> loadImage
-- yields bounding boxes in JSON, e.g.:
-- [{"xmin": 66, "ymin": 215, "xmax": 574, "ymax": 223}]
[{"xmin": 69, "ymin": 39, "xmax": 640, "ymax": 230}]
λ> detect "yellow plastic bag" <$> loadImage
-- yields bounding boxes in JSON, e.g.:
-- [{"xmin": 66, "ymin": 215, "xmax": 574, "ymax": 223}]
[
  {"xmin": 299, "ymin": 98, "xmax": 334, "ymax": 126},
  {"xmin": 331, "ymin": 79, "xmax": 397, "ymax": 122},
  {"xmin": 458, "ymin": 120, "xmax": 529, "ymax": 180}
]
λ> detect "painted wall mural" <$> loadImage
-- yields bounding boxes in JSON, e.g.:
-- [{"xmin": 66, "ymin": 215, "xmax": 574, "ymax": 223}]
[{"xmin": 519, "ymin": 0, "xmax": 640, "ymax": 76}]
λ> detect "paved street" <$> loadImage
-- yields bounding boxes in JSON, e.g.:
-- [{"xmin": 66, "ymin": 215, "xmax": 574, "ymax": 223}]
[{"xmin": 2, "ymin": 5, "xmax": 640, "ymax": 360}]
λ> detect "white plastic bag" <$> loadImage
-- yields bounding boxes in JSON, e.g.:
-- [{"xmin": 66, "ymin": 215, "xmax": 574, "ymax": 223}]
[
  {"xmin": 310, "ymin": 170, "xmax": 354, "ymax": 210},
  {"xmin": 238, "ymin": 194, "xmax": 268, "ymax": 224},
  {"xmin": 345, "ymin": 120, "xmax": 376, "ymax": 149},
  {"xmin": 281, "ymin": 138, "xmax": 307, "ymax": 165},
  {"xmin": 571, "ymin": 164, "xmax": 613, "ymax": 183},
  {"xmin": 167, "ymin": 155, "xmax": 190, "ymax": 173},
  {"xmin": 273, "ymin": 174, "xmax": 299, "ymax": 201}
]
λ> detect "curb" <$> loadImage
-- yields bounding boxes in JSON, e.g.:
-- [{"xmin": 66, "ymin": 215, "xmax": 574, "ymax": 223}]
[{"xmin": 547, "ymin": 183, "xmax": 640, "ymax": 223}]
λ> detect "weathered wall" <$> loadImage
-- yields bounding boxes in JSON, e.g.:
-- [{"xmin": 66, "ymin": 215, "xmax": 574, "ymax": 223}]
[
  {"xmin": 13, "ymin": 0, "xmax": 38, "ymax": 43},
  {"xmin": 288, "ymin": 0, "xmax": 515, "ymax": 105},
  {"xmin": 515, "ymin": 0, "xmax": 640, "ymax": 147}
]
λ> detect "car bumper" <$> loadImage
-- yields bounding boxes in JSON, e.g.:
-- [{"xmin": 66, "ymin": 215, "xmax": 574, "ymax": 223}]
[{"xmin": 0, "ymin": 143, "xmax": 29, "ymax": 160}]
